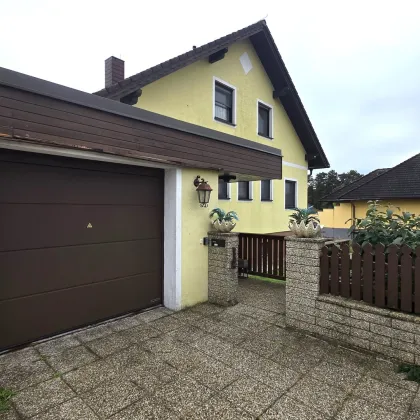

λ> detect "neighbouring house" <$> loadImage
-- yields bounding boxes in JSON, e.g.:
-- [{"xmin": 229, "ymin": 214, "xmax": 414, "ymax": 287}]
[
  {"xmin": 0, "ymin": 20, "xmax": 328, "ymax": 351},
  {"xmin": 319, "ymin": 153, "xmax": 420, "ymax": 238}
]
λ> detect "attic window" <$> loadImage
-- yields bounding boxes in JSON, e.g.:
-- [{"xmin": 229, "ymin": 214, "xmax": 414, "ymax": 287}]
[
  {"xmin": 214, "ymin": 79, "xmax": 236, "ymax": 125},
  {"xmin": 258, "ymin": 101, "xmax": 273, "ymax": 139}
]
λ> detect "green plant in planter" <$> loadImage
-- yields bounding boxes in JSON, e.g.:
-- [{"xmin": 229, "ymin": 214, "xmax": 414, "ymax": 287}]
[
  {"xmin": 289, "ymin": 206, "xmax": 320, "ymax": 226},
  {"xmin": 209, "ymin": 208, "xmax": 239, "ymax": 223}
]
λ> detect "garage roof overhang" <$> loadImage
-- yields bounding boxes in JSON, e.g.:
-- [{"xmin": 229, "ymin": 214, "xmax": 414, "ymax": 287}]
[{"xmin": 0, "ymin": 67, "xmax": 282, "ymax": 181}]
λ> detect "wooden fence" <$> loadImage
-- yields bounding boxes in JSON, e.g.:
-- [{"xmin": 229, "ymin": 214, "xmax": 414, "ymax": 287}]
[
  {"xmin": 320, "ymin": 242, "xmax": 420, "ymax": 314},
  {"xmin": 238, "ymin": 233, "xmax": 285, "ymax": 280}
]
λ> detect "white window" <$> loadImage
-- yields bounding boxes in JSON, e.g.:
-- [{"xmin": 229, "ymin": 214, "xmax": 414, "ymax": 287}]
[
  {"xmin": 237, "ymin": 181, "xmax": 253, "ymax": 201},
  {"xmin": 257, "ymin": 100, "xmax": 273, "ymax": 139},
  {"xmin": 285, "ymin": 179, "xmax": 298, "ymax": 209},
  {"xmin": 260, "ymin": 180, "xmax": 273, "ymax": 201},
  {"xmin": 213, "ymin": 77, "xmax": 236, "ymax": 125},
  {"xmin": 218, "ymin": 179, "xmax": 231, "ymax": 200}
]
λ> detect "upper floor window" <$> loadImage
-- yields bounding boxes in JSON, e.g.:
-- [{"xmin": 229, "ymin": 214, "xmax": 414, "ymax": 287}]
[
  {"xmin": 218, "ymin": 179, "xmax": 230, "ymax": 200},
  {"xmin": 261, "ymin": 180, "xmax": 273, "ymax": 201},
  {"xmin": 238, "ymin": 181, "xmax": 253, "ymax": 201},
  {"xmin": 214, "ymin": 79, "xmax": 236, "ymax": 125},
  {"xmin": 285, "ymin": 179, "xmax": 297, "ymax": 209},
  {"xmin": 258, "ymin": 101, "xmax": 273, "ymax": 139}
]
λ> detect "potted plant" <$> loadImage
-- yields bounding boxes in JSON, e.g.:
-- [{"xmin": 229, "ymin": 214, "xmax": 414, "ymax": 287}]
[
  {"xmin": 289, "ymin": 206, "xmax": 322, "ymax": 238},
  {"xmin": 209, "ymin": 208, "xmax": 239, "ymax": 232}
]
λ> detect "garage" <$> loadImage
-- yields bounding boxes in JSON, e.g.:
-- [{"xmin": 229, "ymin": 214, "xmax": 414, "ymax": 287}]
[{"xmin": 0, "ymin": 149, "xmax": 163, "ymax": 350}]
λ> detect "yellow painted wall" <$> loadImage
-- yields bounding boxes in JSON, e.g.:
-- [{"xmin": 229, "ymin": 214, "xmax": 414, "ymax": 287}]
[
  {"xmin": 319, "ymin": 200, "xmax": 420, "ymax": 229},
  {"xmin": 136, "ymin": 39, "xmax": 311, "ymax": 306},
  {"xmin": 181, "ymin": 168, "xmax": 218, "ymax": 307}
]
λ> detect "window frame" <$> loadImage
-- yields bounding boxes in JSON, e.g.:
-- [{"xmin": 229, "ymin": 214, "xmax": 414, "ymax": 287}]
[
  {"xmin": 260, "ymin": 179, "xmax": 273, "ymax": 202},
  {"xmin": 284, "ymin": 178, "xmax": 298, "ymax": 210},
  {"xmin": 257, "ymin": 99, "xmax": 273, "ymax": 139},
  {"xmin": 213, "ymin": 77, "xmax": 237, "ymax": 126},
  {"xmin": 237, "ymin": 181, "xmax": 253, "ymax": 201},
  {"xmin": 218, "ymin": 179, "xmax": 231, "ymax": 200}
]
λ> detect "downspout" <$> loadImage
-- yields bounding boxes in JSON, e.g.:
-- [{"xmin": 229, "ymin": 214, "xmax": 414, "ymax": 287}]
[{"xmin": 351, "ymin": 202, "xmax": 356, "ymax": 240}]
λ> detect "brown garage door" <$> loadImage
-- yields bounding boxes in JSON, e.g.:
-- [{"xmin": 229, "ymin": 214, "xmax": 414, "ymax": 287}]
[{"xmin": 0, "ymin": 149, "xmax": 163, "ymax": 350}]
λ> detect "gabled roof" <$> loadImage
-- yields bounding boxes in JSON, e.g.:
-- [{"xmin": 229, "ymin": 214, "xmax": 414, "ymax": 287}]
[
  {"xmin": 323, "ymin": 153, "xmax": 420, "ymax": 201},
  {"xmin": 94, "ymin": 20, "xmax": 329, "ymax": 169}
]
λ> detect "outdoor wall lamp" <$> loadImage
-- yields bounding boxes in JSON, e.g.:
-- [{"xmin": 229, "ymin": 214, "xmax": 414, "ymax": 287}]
[{"xmin": 194, "ymin": 175, "xmax": 213, "ymax": 207}]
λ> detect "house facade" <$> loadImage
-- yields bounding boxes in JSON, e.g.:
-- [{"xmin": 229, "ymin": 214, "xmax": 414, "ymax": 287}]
[
  {"xmin": 319, "ymin": 153, "xmax": 420, "ymax": 234},
  {"xmin": 0, "ymin": 20, "xmax": 328, "ymax": 350}
]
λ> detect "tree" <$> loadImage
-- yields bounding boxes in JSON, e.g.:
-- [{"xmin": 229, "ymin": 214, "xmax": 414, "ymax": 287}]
[{"xmin": 308, "ymin": 169, "xmax": 363, "ymax": 210}]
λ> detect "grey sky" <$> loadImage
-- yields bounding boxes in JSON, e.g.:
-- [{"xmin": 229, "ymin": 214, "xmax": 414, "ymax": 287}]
[{"xmin": 2, "ymin": 0, "xmax": 419, "ymax": 174}]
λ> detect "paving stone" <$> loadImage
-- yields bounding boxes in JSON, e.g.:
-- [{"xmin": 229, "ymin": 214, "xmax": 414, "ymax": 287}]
[
  {"xmin": 154, "ymin": 376, "xmax": 213, "ymax": 416},
  {"xmin": 310, "ymin": 360, "xmax": 364, "ymax": 392},
  {"xmin": 406, "ymin": 407, "xmax": 420, "ymax": 420},
  {"xmin": 13, "ymin": 378, "xmax": 75, "ymax": 418},
  {"xmin": 149, "ymin": 315, "xmax": 185, "ymax": 333},
  {"xmin": 353, "ymin": 376, "xmax": 415, "ymax": 413},
  {"xmin": 184, "ymin": 395, "xmax": 254, "ymax": 419},
  {"xmin": 85, "ymin": 332, "xmax": 132, "ymax": 357},
  {"xmin": 190, "ymin": 303, "xmax": 225, "ymax": 316},
  {"xmin": 190, "ymin": 334, "xmax": 235, "ymax": 361},
  {"xmin": 0, "ymin": 356, "xmax": 55, "ymax": 391},
  {"xmin": 62, "ymin": 359, "xmax": 118, "ymax": 393},
  {"xmin": 132, "ymin": 308, "xmax": 172, "ymax": 323},
  {"xmin": 327, "ymin": 346, "xmax": 372, "ymax": 374},
  {"xmin": 0, "ymin": 347, "xmax": 39, "ymax": 367},
  {"xmin": 123, "ymin": 364, "xmax": 172, "ymax": 393},
  {"xmin": 270, "ymin": 346, "xmax": 322, "ymax": 374},
  {"xmin": 336, "ymin": 396, "xmax": 406, "ymax": 420},
  {"xmin": 141, "ymin": 334, "xmax": 181, "ymax": 354},
  {"xmin": 0, "ymin": 407, "xmax": 20, "ymax": 420},
  {"xmin": 165, "ymin": 325, "xmax": 207, "ymax": 344},
  {"xmin": 159, "ymin": 342, "xmax": 211, "ymax": 372},
  {"xmin": 208, "ymin": 322, "xmax": 250, "ymax": 345},
  {"xmin": 73, "ymin": 324, "xmax": 114, "ymax": 343},
  {"xmin": 287, "ymin": 376, "xmax": 347, "ymax": 417},
  {"xmin": 105, "ymin": 345, "xmax": 154, "ymax": 372},
  {"xmin": 110, "ymin": 396, "xmax": 181, "ymax": 419},
  {"xmin": 80, "ymin": 378, "xmax": 144, "ymax": 418},
  {"xmin": 187, "ymin": 359, "xmax": 240, "ymax": 391},
  {"xmin": 367, "ymin": 359, "xmax": 419, "ymax": 392},
  {"xmin": 219, "ymin": 377, "xmax": 279, "ymax": 417},
  {"xmin": 107, "ymin": 315, "xmax": 142, "ymax": 332},
  {"xmin": 34, "ymin": 334, "xmax": 81, "ymax": 357},
  {"xmin": 120, "ymin": 324, "xmax": 161, "ymax": 344},
  {"xmin": 171, "ymin": 309, "xmax": 203, "ymax": 323},
  {"xmin": 30, "ymin": 397, "xmax": 99, "ymax": 420},
  {"xmin": 240, "ymin": 336, "xmax": 280, "ymax": 358},
  {"xmin": 47, "ymin": 345, "xmax": 98, "ymax": 373},
  {"xmin": 260, "ymin": 395, "xmax": 327, "ymax": 420}
]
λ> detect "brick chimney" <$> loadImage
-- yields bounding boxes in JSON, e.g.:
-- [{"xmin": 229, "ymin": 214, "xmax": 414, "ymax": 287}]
[{"xmin": 105, "ymin": 56, "xmax": 124, "ymax": 88}]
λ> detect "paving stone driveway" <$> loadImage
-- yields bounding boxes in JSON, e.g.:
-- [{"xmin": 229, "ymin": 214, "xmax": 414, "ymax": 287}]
[{"xmin": 1, "ymin": 279, "xmax": 419, "ymax": 419}]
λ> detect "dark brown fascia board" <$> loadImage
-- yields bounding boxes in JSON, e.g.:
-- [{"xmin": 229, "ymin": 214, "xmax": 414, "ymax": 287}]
[{"xmin": 0, "ymin": 67, "xmax": 282, "ymax": 158}]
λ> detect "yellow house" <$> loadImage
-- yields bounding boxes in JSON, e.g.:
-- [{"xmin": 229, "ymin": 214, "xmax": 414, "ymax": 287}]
[
  {"xmin": 0, "ymin": 21, "xmax": 329, "ymax": 349},
  {"xmin": 94, "ymin": 20, "xmax": 329, "ymax": 307},
  {"xmin": 319, "ymin": 153, "xmax": 420, "ymax": 236}
]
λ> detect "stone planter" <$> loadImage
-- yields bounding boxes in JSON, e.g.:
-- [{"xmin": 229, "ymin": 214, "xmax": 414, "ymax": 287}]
[
  {"xmin": 212, "ymin": 220, "xmax": 236, "ymax": 233},
  {"xmin": 289, "ymin": 220, "xmax": 321, "ymax": 238}
]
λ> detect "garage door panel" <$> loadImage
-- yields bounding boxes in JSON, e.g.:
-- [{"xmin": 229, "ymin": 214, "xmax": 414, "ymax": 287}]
[
  {"xmin": 0, "ymin": 204, "xmax": 162, "ymax": 252},
  {"xmin": 0, "ymin": 239, "xmax": 161, "ymax": 300},
  {"xmin": 0, "ymin": 272, "xmax": 162, "ymax": 351},
  {"xmin": 0, "ymin": 161, "xmax": 163, "ymax": 206}
]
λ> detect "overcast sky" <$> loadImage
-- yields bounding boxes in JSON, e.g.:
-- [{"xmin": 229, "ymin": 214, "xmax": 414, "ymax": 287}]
[{"xmin": 2, "ymin": 0, "xmax": 419, "ymax": 174}]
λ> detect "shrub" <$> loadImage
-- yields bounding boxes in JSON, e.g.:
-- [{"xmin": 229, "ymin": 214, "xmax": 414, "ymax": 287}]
[{"xmin": 349, "ymin": 201, "xmax": 420, "ymax": 249}]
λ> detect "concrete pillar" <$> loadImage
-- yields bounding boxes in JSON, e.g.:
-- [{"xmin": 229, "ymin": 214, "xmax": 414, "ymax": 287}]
[
  {"xmin": 285, "ymin": 237, "xmax": 328, "ymax": 331},
  {"xmin": 208, "ymin": 232, "xmax": 239, "ymax": 306}
]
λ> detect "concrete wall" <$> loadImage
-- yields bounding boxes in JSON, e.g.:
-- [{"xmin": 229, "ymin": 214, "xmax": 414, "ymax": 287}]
[{"xmin": 285, "ymin": 236, "xmax": 420, "ymax": 364}]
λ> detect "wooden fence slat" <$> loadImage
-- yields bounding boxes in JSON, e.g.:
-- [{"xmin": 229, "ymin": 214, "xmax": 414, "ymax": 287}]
[
  {"xmin": 268, "ymin": 238, "xmax": 273, "ymax": 275},
  {"xmin": 387, "ymin": 245, "xmax": 399, "ymax": 310},
  {"xmin": 400, "ymin": 245, "xmax": 413, "ymax": 313},
  {"xmin": 273, "ymin": 238, "xmax": 279, "ymax": 277},
  {"xmin": 341, "ymin": 243, "xmax": 350, "ymax": 298},
  {"xmin": 374, "ymin": 244, "xmax": 386, "ymax": 308},
  {"xmin": 251, "ymin": 236, "xmax": 257, "ymax": 273},
  {"xmin": 331, "ymin": 245, "xmax": 340, "ymax": 295},
  {"xmin": 415, "ymin": 246, "xmax": 420, "ymax": 314},
  {"xmin": 363, "ymin": 243, "xmax": 373, "ymax": 303},
  {"xmin": 263, "ymin": 237, "xmax": 268, "ymax": 275},
  {"xmin": 352, "ymin": 243, "xmax": 362, "ymax": 300},
  {"xmin": 320, "ymin": 246, "xmax": 330, "ymax": 294}
]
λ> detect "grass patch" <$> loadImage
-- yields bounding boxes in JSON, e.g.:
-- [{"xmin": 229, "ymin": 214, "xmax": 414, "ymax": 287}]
[
  {"xmin": 398, "ymin": 363, "xmax": 420, "ymax": 383},
  {"xmin": 0, "ymin": 388, "xmax": 15, "ymax": 413},
  {"xmin": 248, "ymin": 274, "xmax": 286, "ymax": 284}
]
